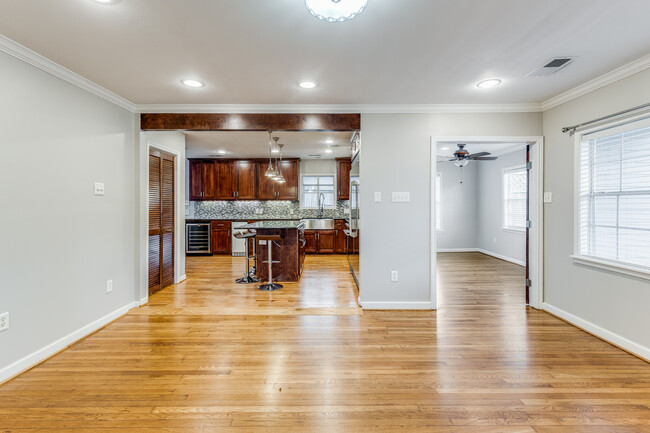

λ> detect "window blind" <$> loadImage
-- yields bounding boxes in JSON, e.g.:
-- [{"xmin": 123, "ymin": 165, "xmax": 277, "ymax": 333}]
[
  {"xmin": 503, "ymin": 167, "xmax": 527, "ymax": 231},
  {"xmin": 579, "ymin": 121, "xmax": 650, "ymax": 270},
  {"xmin": 302, "ymin": 175, "xmax": 335, "ymax": 208}
]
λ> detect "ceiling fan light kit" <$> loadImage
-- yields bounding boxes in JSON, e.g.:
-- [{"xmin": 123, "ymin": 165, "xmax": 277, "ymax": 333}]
[
  {"xmin": 305, "ymin": 0, "xmax": 368, "ymax": 22},
  {"xmin": 444, "ymin": 143, "xmax": 499, "ymax": 183}
]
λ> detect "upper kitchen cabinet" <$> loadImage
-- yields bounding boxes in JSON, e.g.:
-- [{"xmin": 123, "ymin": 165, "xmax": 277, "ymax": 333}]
[
  {"xmin": 189, "ymin": 159, "xmax": 216, "ymax": 201},
  {"xmin": 336, "ymin": 158, "xmax": 351, "ymax": 200},
  {"xmin": 256, "ymin": 159, "xmax": 299, "ymax": 201},
  {"xmin": 234, "ymin": 160, "xmax": 257, "ymax": 199},
  {"xmin": 216, "ymin": 160, "xmax": 235, "ymax": 200}
]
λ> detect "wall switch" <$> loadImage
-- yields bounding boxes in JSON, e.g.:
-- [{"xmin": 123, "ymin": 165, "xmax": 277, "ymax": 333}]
[
  {"xmin": 374, "ymin": 192, "xmax": 382, "ymax": 202},
  {"xmin": 93, "ymin": 182, "xmax": 105, "ymax": 196},
  {"xmin": 390, "ymin": 271, "xmax": 398, "ymax": 282},
  {"xmin": 0, "ymin": 312, "xmax": 8, "ymax": 332},
  {"xmin": 106, "ymin": 280, "xmax": 113, "ymax": 293},
  {"xmin": 544, "ymin": 192, "xmax": 553, "ymax": 203},
  {"xmin": 391, "ymin": 192, "xmax": 410, "ymax": 202},
  {"xmin": 493, "ymin": 238, "xmax": 497, "ymax": 244}
]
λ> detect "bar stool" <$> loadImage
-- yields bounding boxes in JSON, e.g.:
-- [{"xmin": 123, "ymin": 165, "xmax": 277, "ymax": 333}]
[
  {"xmin": 257, "ymin": 234, "xmax": 283, "ymax": 291},
  {"xmin": 234, "ymin": 230, "xmax": 259, "ymax": 284}
]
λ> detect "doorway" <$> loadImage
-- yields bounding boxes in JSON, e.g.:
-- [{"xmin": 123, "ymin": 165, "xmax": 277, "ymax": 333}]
[
  {"xmin": 430, "ymin": 136, "xmax": 544, "ymax": 310},
  {"xmin": 148, "ymin": 148, "xmax": 175, "ymax": 295}
]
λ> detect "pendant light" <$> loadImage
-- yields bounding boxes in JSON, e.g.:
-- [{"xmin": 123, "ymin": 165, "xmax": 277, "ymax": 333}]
[
  {"xmin": 270, "ymin": 137, "xmax": 282, "ymax": 180},
  {"xmin": 275, "ymin": 144, "xmax": 286, "ymax": 184},
  {"xmin": 264, "ymin": 132, "xmax": 277, "ymax": 178}
]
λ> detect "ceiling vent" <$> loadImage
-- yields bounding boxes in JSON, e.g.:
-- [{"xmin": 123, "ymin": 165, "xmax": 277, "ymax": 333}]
[
  {"xmin": 526, "ymin": 57, "xmax": 576, "ymax": 77},
  {"xmin": 308, "ymin": 154, "xmax": 322, "ymax": 158}
]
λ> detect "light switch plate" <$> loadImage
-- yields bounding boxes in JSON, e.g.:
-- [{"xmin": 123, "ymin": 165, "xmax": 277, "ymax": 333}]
[
  {"xmin": 544, "ymin": 192, "xmax": 553, "ymax": 203},
  {"xmin": 0, "ymin": 312, "xmax": 8, "ymax": 331},
  {"xmin": 94, "ymin": 182, "xmax": 105, "ymax": 196},
  {"xmin": 106, "ymin": 280, "xmax": 113, "ymax": 293},
  {"xmin": 374, "ymin": 192, "xmax": 382, "ymax": 202},
  {"xmin": 392, "ymin": 192, "xmax": 410, "ymax": 202},
  {"xmin": 390, "ymin": 271, "xmax": 398, "ymax": 282}
]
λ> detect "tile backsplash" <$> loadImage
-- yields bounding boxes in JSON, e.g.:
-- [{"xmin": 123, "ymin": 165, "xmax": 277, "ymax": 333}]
[{"xmin": 193, "ymin": 200, "xmax": 349, "ymax": 220}]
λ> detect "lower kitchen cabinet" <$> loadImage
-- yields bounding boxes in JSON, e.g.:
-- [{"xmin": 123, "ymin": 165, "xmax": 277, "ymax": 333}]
[
  {"xmin": 335, "ymin": 219, "xmax": 348, "ymax": 253},
  {"xmin": 211, "ymin": 220, "xmax": 231, "ymax": 254},
  {"xmin": 304, "ymin": 229, "xmax": 336, "ymax": 254}
]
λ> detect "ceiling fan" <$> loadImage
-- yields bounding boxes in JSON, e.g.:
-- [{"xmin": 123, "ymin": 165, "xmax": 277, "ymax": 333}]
[{"xmin": 446, "ymin": 144, "xmax": 498, "ymax": 167}]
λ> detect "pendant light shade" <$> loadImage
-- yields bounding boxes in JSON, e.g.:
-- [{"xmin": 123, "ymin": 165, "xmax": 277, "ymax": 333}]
[
  {"xmin": 305, "ymin": 0, "xmax": 368, "ymax": 22},
  {"xmin": 275, "ymin": 143, "xmax": 286, "ymax": 183},
  {"xmin": 454, "ymin": 160, "xmax": 469, "ymax": 168},
  {"xmin": 265, "ymin": 132, "xmax": 278, "ymax": 177}
]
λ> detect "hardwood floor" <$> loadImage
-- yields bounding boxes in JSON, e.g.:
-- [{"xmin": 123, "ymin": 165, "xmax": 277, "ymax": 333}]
[{"xmin": 1, "ymin": 252, "xmax": 649, "ymax": 432}]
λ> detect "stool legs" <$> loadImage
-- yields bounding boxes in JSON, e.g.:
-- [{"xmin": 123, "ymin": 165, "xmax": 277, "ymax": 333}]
[
  {"xmin": 236, "ymin": 237, "xmax": 258, "ymax": 284},
  {"xmin": 258, "ymin": 240, "xmax": 283, "ymax": 291}
]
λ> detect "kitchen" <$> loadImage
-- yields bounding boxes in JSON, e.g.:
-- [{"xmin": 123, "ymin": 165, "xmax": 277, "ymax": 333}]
[{"xmin": 183, "ymin": 130, "xmax": 360, "ymax": 295}]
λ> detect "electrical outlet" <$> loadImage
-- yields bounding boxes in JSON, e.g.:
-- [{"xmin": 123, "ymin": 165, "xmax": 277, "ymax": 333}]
[
  {"xmin": 374, "ymin": 192, "xmax": 382, "ymax": 202},
  {"xmin": 391, "ymin": 271, "xmax": 398, "ymax": 282},
  {"xmin": 93, "ymin": 182, "xmax": 105, "ymax": 196},
  {"xmin": 544, "ymin": 192, "xmax": 553, "ymax": 203},
  {"xmin": 0, "ymin": 312, "xmax": 9, "ymax": 332},
  {"xmin": 106, "ymin": 280, "xmax": 113, "ymax": 293},
  {"xmin": 391, "ymin": 192, "xmax": 410, "ymax": 202}
]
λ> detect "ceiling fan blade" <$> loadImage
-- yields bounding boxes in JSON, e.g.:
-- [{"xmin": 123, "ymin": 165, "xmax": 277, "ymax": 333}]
[
  {"xmin": 448, "ymin": 158, "xmax": 458, "ymax": 161},
  {"xmin": 470, "ymin": 156, "xmax": 498, "ymax": 160},
  {"xmin": 467, "ymin": 152, "xmax": 490, "ymax": 158}
]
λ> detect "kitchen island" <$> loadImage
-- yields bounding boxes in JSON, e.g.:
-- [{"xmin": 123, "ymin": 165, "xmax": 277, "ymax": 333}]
[{"xmin": 238, "ymin": 220, "xmax": 306, "ymax": 282}]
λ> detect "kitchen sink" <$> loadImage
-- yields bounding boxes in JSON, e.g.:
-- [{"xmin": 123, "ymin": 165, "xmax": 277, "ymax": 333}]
[{"xmin": 302, "ymin": 219, "xmax": 335, "ymax": 230}]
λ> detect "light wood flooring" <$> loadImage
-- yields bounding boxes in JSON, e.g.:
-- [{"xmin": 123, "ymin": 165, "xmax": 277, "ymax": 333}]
[{"xmin": 1, "ymin": 252, "xmax": 649, "ymax": 432}]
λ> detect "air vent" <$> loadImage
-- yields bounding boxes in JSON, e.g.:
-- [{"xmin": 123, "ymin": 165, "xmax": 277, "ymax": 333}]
[
  {"xmin": 308, "ymin": 154, "xmax": 322, "ymax": 158},
  {"xmin": 526, "ymin": 57, "xmax": 576, "ymax": 77}
]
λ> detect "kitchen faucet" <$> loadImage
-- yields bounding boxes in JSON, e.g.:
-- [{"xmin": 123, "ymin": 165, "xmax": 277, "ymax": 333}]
[{"xmin": 317, "ymin": 192, "xmax": 325, "ymax": 218}]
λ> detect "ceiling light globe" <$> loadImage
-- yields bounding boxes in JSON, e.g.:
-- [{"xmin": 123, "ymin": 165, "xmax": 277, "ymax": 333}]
[
  {"xmin": 476, "ymin": 79, "xmax": 502, "ymax": 89},
  {"xmin": 299, "ymin": 81, "xmax": 317, "ymax": 89},
  {"xmin": 181, "ymin": 79, "xmax": 205, "ymax": 88},
  {"xmin": 305, "ymin": 0, "xmax": 368, "ymax": 22}
]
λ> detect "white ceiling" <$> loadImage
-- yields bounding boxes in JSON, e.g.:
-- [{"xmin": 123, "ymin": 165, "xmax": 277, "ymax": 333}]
[
  {"xmin": 185, "ymin": 131, "xmax": 354, "ymax": 159},
  {"xmin": 436, "ymin": 141, "xmax": 527, "ymax": 161},
  {"xmin": 1, "ymin": 1, "xmax": 650, "ymax": 105}
]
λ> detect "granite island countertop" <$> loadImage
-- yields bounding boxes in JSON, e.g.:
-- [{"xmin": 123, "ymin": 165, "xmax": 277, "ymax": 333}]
[{"xmin": 238, "ymin": 220, "xmax": 305, "ymax": 230}]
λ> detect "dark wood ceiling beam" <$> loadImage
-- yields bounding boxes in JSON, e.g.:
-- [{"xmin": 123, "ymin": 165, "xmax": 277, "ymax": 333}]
[{"xmin": 140, "ymin": 113, "xmax": 360, "ymax": 131}]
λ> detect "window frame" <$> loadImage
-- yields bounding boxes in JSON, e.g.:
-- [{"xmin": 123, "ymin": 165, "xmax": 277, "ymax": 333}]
[
  {"xmin": 300, "ymin": 174, "xmax": 337, "ymax": 209},
  {"xmin": 571, "ymin": 113, "xmax": 650, "ymax": 281},
  {"xmin": 502, "ymin": 164, "xmax": 527, "ymax": 233}
]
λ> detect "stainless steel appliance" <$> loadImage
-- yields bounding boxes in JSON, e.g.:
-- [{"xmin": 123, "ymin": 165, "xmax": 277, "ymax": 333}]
[
  {"xmin": 231, "ymin": 221, "xmax": 249, "ymax": 257},
  {"xmin": 346, "ymin": 153, "xmax": 360, "ymax": 288},
  {"xmin": 186, "ymin": 222, "xmax": 211, "ymax": 254}
]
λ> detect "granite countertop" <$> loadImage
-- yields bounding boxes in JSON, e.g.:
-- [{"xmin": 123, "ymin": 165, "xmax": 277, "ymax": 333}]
[
  {"xmin": 185, "ymin": 218, "xmax": 301, "ymax": 222},
  {"xmin": 238, "ymin": 220, "xmax": 305, "ymax": 230}
]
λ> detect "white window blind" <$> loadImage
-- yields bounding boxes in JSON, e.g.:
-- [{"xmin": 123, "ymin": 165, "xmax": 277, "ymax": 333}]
[
  {"xmin": 302, "ymin": 175, "xmax": 335, "ymax": 208},
  {"xmin": 503, "ymin": 166, "xmax": 527, "ymax": 231},
  {"xmin": 435, "ymin": 173, "xmax": 442, "ymax": 231},
  {"xmin": 578, "ymin": 120, "xmax": 650, "ymax": 270}
]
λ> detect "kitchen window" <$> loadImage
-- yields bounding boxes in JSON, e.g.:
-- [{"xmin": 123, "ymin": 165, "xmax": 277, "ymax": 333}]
[
  {"xmin": 435, "ymin": 173, "xmax": 442, "ymax": 231},
  {"xmin": 503, "ymin": 166, "xmax": 527, "ymax": 232},
  {"xmin": 302, "ymin": 175, "xmax": 335, "ymax": 208},
  {"xmin": 573, "ymin": 116, "xmax": 650, "ymax": 279}
]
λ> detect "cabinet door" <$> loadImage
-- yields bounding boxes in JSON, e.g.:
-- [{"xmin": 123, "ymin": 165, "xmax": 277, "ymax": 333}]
[
  {"xmin": 256, "ymin": 161, "xmax": 276, "ymax": 200},
  {"xmin": 335, "ymin": 229, "xmax": 347, "ymax": 253},
  {"xmin": 216, "ymin": 160, "xmax": 235, "ymax": 200},
  {"xmin": 318, "ymin": 230, "xmax": 336, "ymax": 254},
  {"xmin": 337, "ymin": 159, "xmax": 351, "ymax": 200},
  {"xmin": 304, "ymin": 230, "xmax": 318, "ymax": 253},
  {"xmin": 277, "ymin": 160, "xmax": 299, "ymax": 200},
  {"xmin": 202, "ymin": 161, "xmax": 217, "ymax": 200},
  {"xmin": 211, "ymin": 221, "xmax": 231, "ymax": 254},
  {"xmin": 235, "ymin": 160, "xmax": 257, "ymax": 199},
  {"xmin": 189, "ymin": 160, "xmax": 203, "ymax": 201}
]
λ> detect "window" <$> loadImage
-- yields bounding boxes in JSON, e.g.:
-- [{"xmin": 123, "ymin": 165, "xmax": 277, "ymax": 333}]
[
  {"xmin": 435, "ymin": 173, "xmax": 442, "ymax": 231},
  {"xmin": 576, "ymin": 118, "xmax": 650, "ymax": 273},
  {"xmin": 302, "ymin": 175, "xmax": 335, "ymax": 208},
  {"xmin": 503, "ymin": 166, "xmax": 527, "ymax": 231}
]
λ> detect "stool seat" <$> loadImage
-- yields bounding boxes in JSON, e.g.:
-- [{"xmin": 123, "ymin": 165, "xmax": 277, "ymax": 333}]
[
  {"xmin": 234, "ymin": 230, "xmax": 256, "ymax": 239},
  {"xmin": 256, "ymin": 234, "xmax": 282, "ymax": 242}
]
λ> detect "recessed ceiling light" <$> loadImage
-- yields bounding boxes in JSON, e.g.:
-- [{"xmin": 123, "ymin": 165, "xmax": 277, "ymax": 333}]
[
  {"xmin": 92, "ymin": 0, "xmax": 120, "ymax": 4},
  {"xmin": 305, "ymin": 0, "xmax": 368, "ymax": 22},
  {"xmin": 441, "ymin": 147, "xmax": 450, "ymax": 151},
  {"xmin": 299, "ymin": 81, "xmax": 317, "ymax": 89},
  {"xmin": 271, "ymin": 149, "xmax": 280, "ymax": 153},
  {"xmin": 325, "ymin": 139, "xmax": 334, "ymax": 144},
  {"xmin": 325, "ymin": 149, "xmax": 333, "ymax": 154},
  {"xmin": 476, "ymin": 79, "xmax": 502, "ymax": 89},
  {"xmin": 216, "ymin": 150, "xmax": 226, "ymax": 155},
  {"xmin": 181, "ymin": 79, "xmax": 205, "ymax": 88}
]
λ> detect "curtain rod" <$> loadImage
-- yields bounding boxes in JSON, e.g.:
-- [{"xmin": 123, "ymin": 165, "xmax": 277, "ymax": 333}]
[{"xmin": 562, "ymin": 102, "xmax": 650, "ymax": 135}]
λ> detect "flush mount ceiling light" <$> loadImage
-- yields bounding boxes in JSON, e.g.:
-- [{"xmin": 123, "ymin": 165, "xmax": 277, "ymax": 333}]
[
  {"xmin": 299, "ymin": 81, "xmax": 317, "ymax": 89},
  {"xmin": 476, "ymin": 79, "xmax": 502, "ymax": 89},
  {"xmin": 92, "ymin": 0, "xmax": 120, "ymax": 4},
  {"xmin": 181, "ymin": 79, "xmax": 205, "ymax": 88},
  {"xmin": 441, "ymin": 147, "xmax": 450, "ymax": 151},
  {"xmin": 325, "ymin": 149, "xmax": 333, "ymax": 154},
  {"xmin": 305, "ymin": 0, "xmax": 368, "ymax": 22},
  {"xmin": 325, "ymin": 139, "xmax": 334, "ymax": 144}
]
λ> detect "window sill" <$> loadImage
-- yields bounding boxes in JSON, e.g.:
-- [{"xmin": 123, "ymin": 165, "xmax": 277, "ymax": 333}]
[
  {"xmin": 501, "ymin": 227, "xmax": 526, "ymax": 234},
  {"xmin": 571, "ymin": 255, "xmax": 650, "ymax": 281}
]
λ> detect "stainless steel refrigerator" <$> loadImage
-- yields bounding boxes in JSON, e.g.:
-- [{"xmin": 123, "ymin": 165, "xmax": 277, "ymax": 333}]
[{"xmin": 346, "ymin": 153, "xmax": 360, "ymax": 288}]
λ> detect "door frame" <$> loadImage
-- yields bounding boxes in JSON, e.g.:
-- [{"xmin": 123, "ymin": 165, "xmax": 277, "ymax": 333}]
[
  {"xmin": 142, "ymin": 140, "xmax": 184, "ymax": 305},
  {"xmin": 430, "ymin": 136, "xmax": 545, "ymax": 310}
]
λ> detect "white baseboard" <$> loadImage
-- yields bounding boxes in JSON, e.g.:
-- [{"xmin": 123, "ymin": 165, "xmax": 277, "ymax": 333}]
[
  {"xmin": 177, "ymin": 274, "xmax": 187, "ymax": 283},
  {"xmin": 477, "ymin": 249, "xmax": 525, "ymax": 266},
  {"xmin": 0, "ymin": 301, "xmax": 139, "ymax": 384},
  {"xmin": 436, "ymin": 248, "xmax": 479, "ymax": 253},
  {"xmin": 139, "ymin": 297, "xmax": 149, "ymax": 306},
  {"xmin": 360, "ymin": 301, "xmax": 433, "ymax": 310},
  {"xmin": 542, "ymin": 302, "xmax": 650, "ymax": 361}
]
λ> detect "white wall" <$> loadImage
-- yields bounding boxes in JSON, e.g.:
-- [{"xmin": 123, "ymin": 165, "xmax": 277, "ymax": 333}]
[
  {"xmin": 436, "ymin": 162, "xmax": 479, "ymax": 250},
  {"xmin": 477, "ymin": 149, "xmax": 527, "ymax": 264},
  {"xmin": 359, "ymin": 113, "xmax": 542, "ymax": 309},
  {"xmin": 0, "ymin": 50, "xmax": 136, "ymax": 380},
  {"xmin": 542, "ymin": 67, "xmax": 650, "ymax": 357}
]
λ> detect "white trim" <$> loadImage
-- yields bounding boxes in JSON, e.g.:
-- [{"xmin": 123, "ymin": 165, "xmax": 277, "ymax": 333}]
[
  {"xmin": 0, "ymin": 302, "xmax": 138, "ymax": 384},
  {"xmin": 542, "ymin": 53, "xmax": 650, "ymax": 111},
  {"xmin": 299, "ymin": 173, "xmax": 337, "ymax": 209},
  {"xmin": 542, "ymin": 302, "xmax": 650, "ymax": 361},
  {"xmin": 571, "ymin": 255, "xmax": 650, "ymax": 282},
  {"xmin": 431, "ymin": 136, "xmax": 544, "ymax": 310},
  {"xmin": 435, "ymin": 172, "xmax": 442, "ymax": 231},
  {"xmin": 139, "ymin": 297, "xmax": 149, "ymax": 306},
  {"xmin": 500, "ymin": 227, "xmax": 526, "ymax": 234},
  {"xmin": 179, "ymin": 274, "xmax": 187, "ymax": 282},
  {"xmin": 478, "ymin": 249, "xmax": 526, "ymax": 267},
  {"xmin": 0, "ymin": 34, "xmax": 136, "ymax": 112},
  {"xmin": 360, "ymin": 301, "xmax": 433, "ymax": 310},
  {"xmin": 135, "ymin": 103, "xmax": 542, "ymax": 114},
  {"xmin": 436, "ymin": 248, "xmax": 479, "ymax": 253},
  {"xmin": 502, "ymin": 164, "xmax": 527, "ymax": 232}
]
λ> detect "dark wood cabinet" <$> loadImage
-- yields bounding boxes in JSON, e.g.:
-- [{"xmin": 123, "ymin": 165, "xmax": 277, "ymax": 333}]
[
  {"xmin": 304, "ymin": 229, "xmax": 336, "ymax": 254},
  {"xmin": 336, "ymin": 158, "xmax": 351, "ymax": 200},
  {"xmin": 335, "ymin": 219, "xmax": 348, "ymax": 253},
  {"xmin": 216, "ymin": 160, "xmax": 235, "ymax": 200},
  {"xmin": 211, "ymin": 220, "xmax": 231, "ymax": 254},
  {"xmin": 255, "ymin": 159, "xmax": 299, "ymax": 200},
  {"xmin": 235, "ymin": 160, "xmax": 257, "ymax": 199},
  {"xmin": 189, "ymin": 160, "xmax": 216, "ymax": 201},
  {"xmin": 256, "ymin": 162, "xmax": 276, "ymax": 200},
  {"xmin": 304, "ymin": 230, "xmax": 318, "ymax": 254}
]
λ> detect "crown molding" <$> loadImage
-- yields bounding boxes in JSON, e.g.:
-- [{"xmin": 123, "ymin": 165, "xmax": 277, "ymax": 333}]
[
  {"xmin": 135, "ymin": 103, "xmax": 543, "ymax": 114},
  {"xmin": 0, "ymin": 34, "xmax": 136, "ymax": 112},
  {"xmin": 542, "ymin": 53, "xmax": 650, "ymax": 111}
]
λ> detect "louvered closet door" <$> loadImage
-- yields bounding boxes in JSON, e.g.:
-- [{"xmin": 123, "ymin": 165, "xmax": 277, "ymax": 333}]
[{"xmin": 148, "ymin": 149, "xmax": 175, "ymax": 295}]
